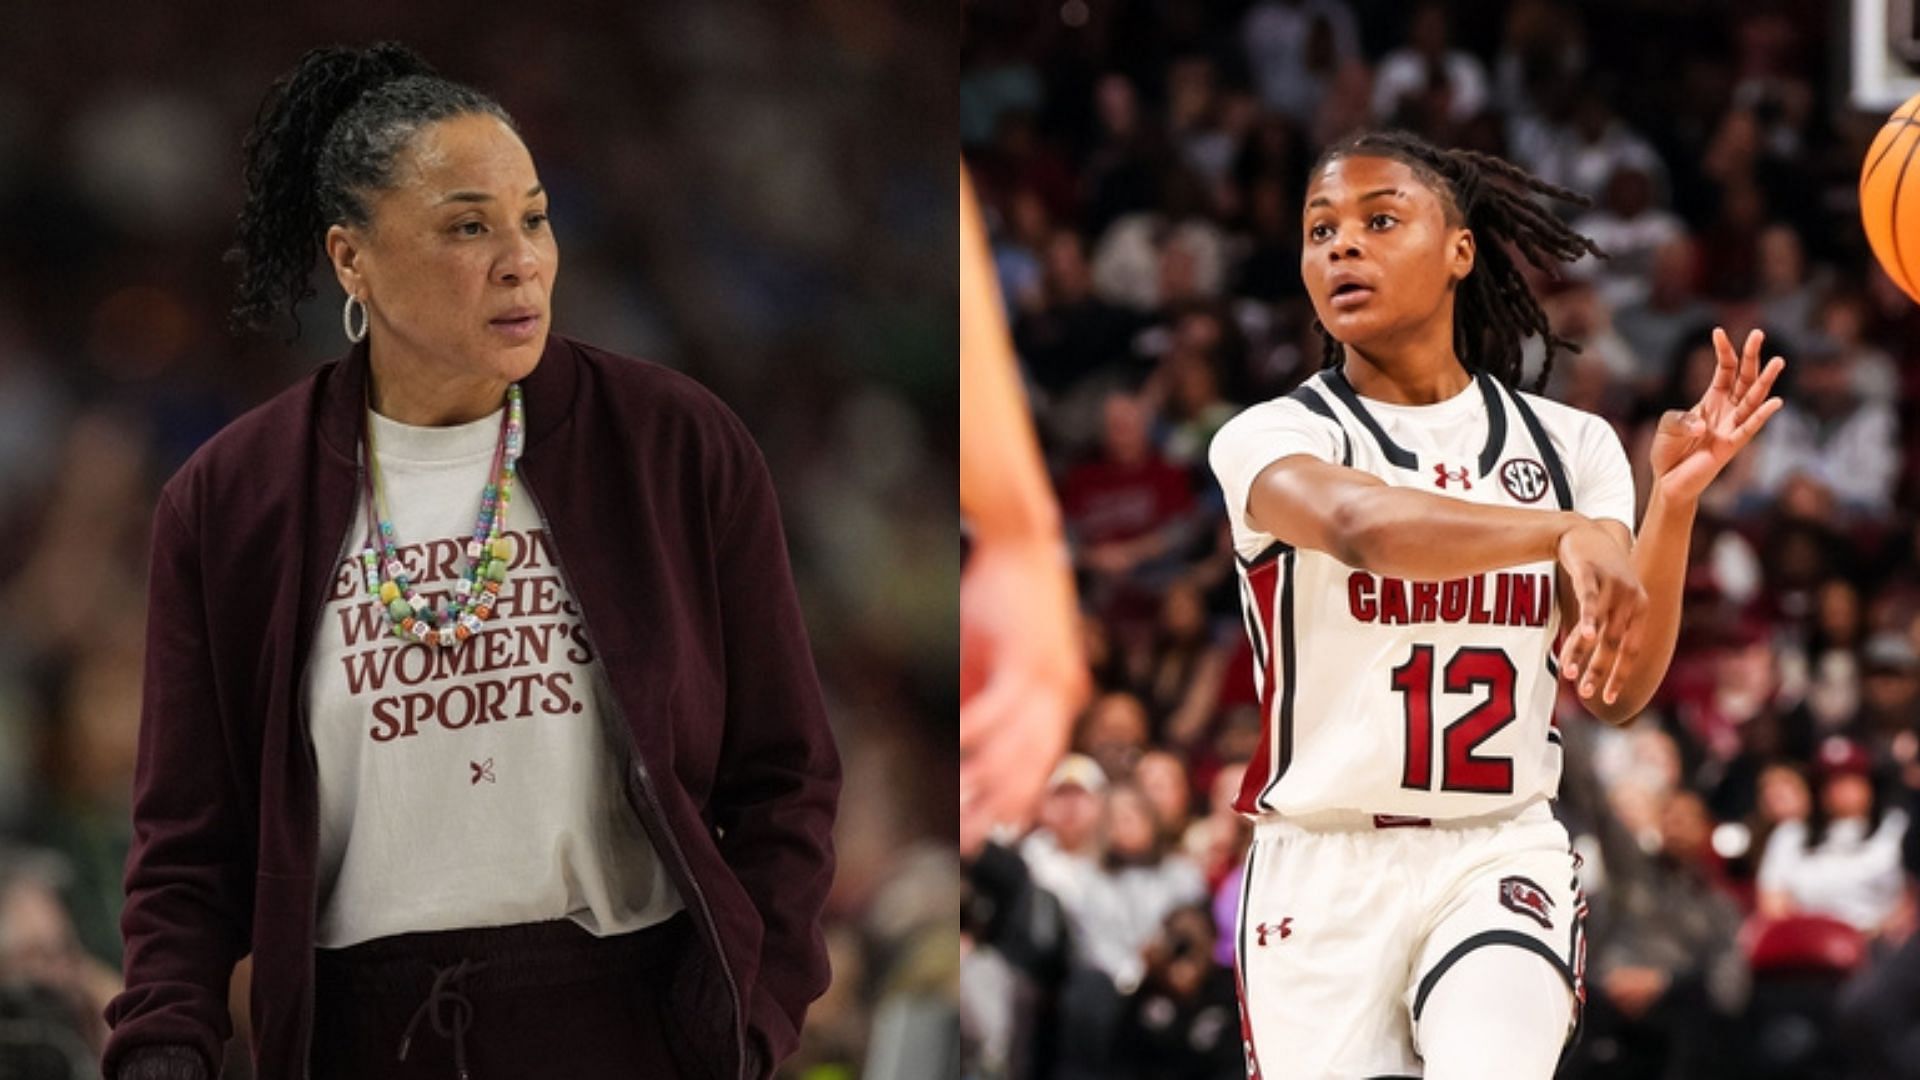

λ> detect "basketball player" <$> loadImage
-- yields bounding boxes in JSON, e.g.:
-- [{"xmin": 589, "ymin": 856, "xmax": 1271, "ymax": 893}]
[
  {"xmin": 1208, "ymin": 130, "xmax": 1783, "ymax": 1079},
  {"xmin": 959, "ymin": 163, "xmax": 1091, "ymax": 855}
]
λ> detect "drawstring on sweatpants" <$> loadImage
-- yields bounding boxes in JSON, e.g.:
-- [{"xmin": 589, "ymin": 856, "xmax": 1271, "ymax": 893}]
[{"xmin": 397, "ymin": 957, "xmax": 494, "ymax": 1079}]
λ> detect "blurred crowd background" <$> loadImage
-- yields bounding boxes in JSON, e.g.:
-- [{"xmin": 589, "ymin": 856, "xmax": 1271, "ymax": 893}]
[
  {"xmin": 962, "ymin": 1, "xmax": 1920, "ymax": 1077},
  {"xmin": 0, "ymin": 3, "xmax": 954, "ymax": 1078}
]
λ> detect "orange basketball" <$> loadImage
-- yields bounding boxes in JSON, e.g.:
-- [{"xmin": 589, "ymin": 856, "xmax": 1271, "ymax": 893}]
[{"xmin": 1862, "ymin": 91, "xmax": 1920, "ymax": 304}]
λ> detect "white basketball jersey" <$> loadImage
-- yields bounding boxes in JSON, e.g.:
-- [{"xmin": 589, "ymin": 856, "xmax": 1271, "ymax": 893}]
[{"xmin": 1208, "ymin": 368, "xmax": 1635, "ymax": 822}]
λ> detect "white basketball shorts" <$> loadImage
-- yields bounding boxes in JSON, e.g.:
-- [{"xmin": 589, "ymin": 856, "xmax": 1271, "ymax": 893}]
[{"xmin": 1232, "ymin": 800, "xmax": 1587, "ymax": 1079}]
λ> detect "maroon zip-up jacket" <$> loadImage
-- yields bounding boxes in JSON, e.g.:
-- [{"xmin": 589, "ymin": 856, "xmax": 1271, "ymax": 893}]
[{"xmin": 101, "ymin": 334, "xmax": 840, "ymax": 1080}]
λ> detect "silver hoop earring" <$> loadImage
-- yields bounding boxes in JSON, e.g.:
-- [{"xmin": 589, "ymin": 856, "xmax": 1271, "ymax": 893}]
[{"xmin": 343, "ymin": 294, "xmax": 369, "ymax": 343}]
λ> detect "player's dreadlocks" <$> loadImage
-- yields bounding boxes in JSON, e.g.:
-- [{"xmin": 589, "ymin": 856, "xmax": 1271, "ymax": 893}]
[
  {"xmin": 1310, "ymin": 130, "xmax": 1607, "ymax": 393},
  {"xmin": 229, "ymin": 42, "xmax": 517, "ymax": 337}
]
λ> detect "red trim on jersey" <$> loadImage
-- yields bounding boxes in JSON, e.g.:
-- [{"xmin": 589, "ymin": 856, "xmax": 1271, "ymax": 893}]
[{"xmin": 1234, "ymin": 556, "xmax": 1283, "ymax": 815}]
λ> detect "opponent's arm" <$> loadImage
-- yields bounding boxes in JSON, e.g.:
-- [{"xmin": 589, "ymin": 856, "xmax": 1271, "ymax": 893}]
[
  {"xmin": 1577, "ymin": 328, "xmax": 1784, "ymax": 725},
  {"xmin": 957, "ymin": 163, "xmax": 1089, "ymax": 854},
  {"xmin": 1247, "ymin": 453, "xmax": 1646, "ymax": 705}
]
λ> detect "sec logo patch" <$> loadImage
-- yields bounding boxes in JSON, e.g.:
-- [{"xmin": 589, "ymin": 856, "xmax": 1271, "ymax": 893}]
[{"xmin": 1499, "ymin": 458, "xmax": 1549, "ymax": 503}]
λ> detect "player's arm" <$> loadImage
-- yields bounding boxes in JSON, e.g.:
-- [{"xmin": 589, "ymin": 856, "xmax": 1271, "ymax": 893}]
[
  {"xmin": 1247, "ymin": 454, "xmax": 1646, "ymax": 697},
  {"xmin": 1575, "ymin": 328, "xmax": 1785, "ymax": 725},
  {"xmin": 1247, "ymin": 455, "xmax": 1610, "ymax": 576}
]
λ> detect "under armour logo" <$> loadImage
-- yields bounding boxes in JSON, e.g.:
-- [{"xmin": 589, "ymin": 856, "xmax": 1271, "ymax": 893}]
[
  {"xmin": 1434, "ymin": 463, "xmax": 1471, "ymax": 490},
  {"xmin": 1254, "ymin": 918, "xmax": 1292, "ymax": 945},
  {"xmin": 470, "ymin": 758, "xmax": 496, "ymax": 785}
]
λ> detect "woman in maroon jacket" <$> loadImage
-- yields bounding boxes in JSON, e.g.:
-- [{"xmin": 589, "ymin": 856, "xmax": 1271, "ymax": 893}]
[{"xmin": 102, "ymin": 42, "xmax": 839, "ymax": 1080}]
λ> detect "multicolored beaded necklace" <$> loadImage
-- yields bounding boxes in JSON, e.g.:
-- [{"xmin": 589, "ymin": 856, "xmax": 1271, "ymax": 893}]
[{"xmin": 358, "ymin": 384, "xmax": 524, "ymax": 647}]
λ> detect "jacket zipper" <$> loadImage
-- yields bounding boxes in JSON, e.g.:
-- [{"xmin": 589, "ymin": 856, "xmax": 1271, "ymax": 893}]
[
  {"xmin": 295, "ymin": 456, "xmax": 363, "ymax": 1080},
  {"xmin": 520, "ymin": 473, "xmax": 750, "ymax": 1080}
]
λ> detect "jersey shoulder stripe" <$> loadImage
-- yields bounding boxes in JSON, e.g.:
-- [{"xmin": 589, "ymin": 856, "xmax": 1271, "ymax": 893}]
[
  {"xmin": 1321, "ymin": 366, "xmax": 1418, "ymax": 469},
  {"xmin": 1285, "ymin": 381, "xmax": 1352, "ymax": 466},
  {"xmin": 1501, "ymin": 386, "xmax": 1574, "ymax": 510},
  {"xmin": 1473, "ymin": 373, "xmax": 1507, "ymax": 477}
]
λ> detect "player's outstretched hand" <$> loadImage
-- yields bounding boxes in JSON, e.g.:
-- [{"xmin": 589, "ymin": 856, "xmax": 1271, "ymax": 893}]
[
  {"xmin": 1555, "ymin": 520, "xmax": 1648, "ymax": 705},
  {"xmin": 959, "ymin": 539, "xmax": 1091, "ymax": 859},
  {"xmin": 1649, "ymin": 327, "xmax": 1785, "ymax": 502}
]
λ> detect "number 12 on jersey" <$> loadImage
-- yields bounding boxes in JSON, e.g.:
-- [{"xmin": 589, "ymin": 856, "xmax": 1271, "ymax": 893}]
[{"xmin": 1390, "ymin": 645, "xmax": 1518, "ymax": 794}]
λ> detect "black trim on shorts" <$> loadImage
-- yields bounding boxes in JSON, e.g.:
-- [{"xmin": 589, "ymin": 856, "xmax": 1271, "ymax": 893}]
[
  {"xmin": 1235, "ymin": 837, "xmax": 1264, "ymax": 1078},
  {"xmin": 1474, "ymin": 372, "xmax": 1507, "ymax": 478},
  {"xmin": 1410, "ymin": 929, "xmax": 1576, "ymax": 1024},
  {"xmin": 1325, "ymin": 366, "xmax": 1418, "ymax": 470},
  {"xmin": 1504, "ymin": 391, "xmax": 1573, "ymax": 510}
]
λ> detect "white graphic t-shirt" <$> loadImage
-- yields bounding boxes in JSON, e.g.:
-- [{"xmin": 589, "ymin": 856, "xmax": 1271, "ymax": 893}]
[{"xmin": 305, "ymin": 404, "xmax": 682, "ymax": 948}]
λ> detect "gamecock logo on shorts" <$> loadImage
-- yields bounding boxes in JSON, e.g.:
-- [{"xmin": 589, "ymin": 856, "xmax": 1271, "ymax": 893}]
[
  {"xmin": 1499, "ymin": 459, "xmax": 1550, "ymax": 503},
  {"xmin": 1499, "ymin": 875, "xmax": 1554, "ymax": 929}
]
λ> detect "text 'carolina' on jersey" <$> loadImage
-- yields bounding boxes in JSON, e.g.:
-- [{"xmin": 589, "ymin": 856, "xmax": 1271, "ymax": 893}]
[{"xmin": 1347, "ymin": 571, "xmax": 1555, "ymax": 628}]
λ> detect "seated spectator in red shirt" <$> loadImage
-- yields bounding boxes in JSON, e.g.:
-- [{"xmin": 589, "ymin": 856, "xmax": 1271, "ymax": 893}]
[{"xmin": 1061, "ymin": 392, "xmax": 1207, "ymax": 629}]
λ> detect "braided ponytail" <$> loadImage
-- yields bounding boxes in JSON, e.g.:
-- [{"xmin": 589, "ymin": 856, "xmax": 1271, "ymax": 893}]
[
  {"xmin": 1309, "ymin": 130, "xmax": 1606, "ymax": 392},
  {"xmin": 228, "ymin": 42, "xmax": 516, "ymax": 336}
]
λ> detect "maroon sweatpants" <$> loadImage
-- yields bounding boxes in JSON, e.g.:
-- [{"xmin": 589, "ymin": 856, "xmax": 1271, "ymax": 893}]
[{"xmin": 310, "ymin": 912, "xmax": 692, "ymax": 1079}]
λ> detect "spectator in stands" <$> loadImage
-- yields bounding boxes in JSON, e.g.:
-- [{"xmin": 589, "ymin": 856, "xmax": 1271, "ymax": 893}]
[
  {"xmin": 1759, "ymin": 737, "xmax": 1911, "ymax": 936},
  {"xmin": 0, "ymin": 847, "xmax": 120, "ymax": 1061},
  {"xmin": 1083, "ymin": 783, "xmax": 1208, "ymax": 995},
  {"xmin": 1858, "ymin": 632, "xmax": 1920, "ymax": 769},
  {"xmin": 1492, "ymin": 0, "xmax": 1585, "ymax": 123},
  {"xmin": 1694, "ymin": 175, "xmax": 1769, "ymax": 301},
  {"xmin": 1834, "ymin": 820, "xmax": 1920, "ymax": 1078},
  {"xmin": 1756, "ymin": 762, "xmax": 1814, "ymax": 847},
  {"xmin": 1370, "ymin": 2, "xmax": 1489, "ymax": 131},
  {"xmin": 1021, "ymin": 763, "xmax": 1208, "ymax": 1079},
  {"xmin": 1144, "ymin": 583, "xmax": 1233, "ymax": 751},
  {"xmin": 1114, "ymin": 904, "xmax": 1242, "ymax": 1080},
  {"xmin": 1080, "ymin": 692, "xmax": 1152, "ymax": 782},
  {"xmin": 1616, "ymin": 242, "xmax": 1716, "ymax": 395},
  {"xmin": 1090, "ymin": 169, "xmax": 1230, "ymax": 314},
  {"xmin": 1814, "ymin": 291, "xmax": 1901, "ymax": 404},
  {"xmin": 1165, "ymin": 56, "xmax": 1250, "ymax": 209},
  {"xmin": 1573, "ymin": 789, "xmax": 1748, "ymax": 1080},
  {"xmin": 1015, "ymin": 230, "xmax": 1144, "ymax": 402},
  {"xmin": 1516, "ymin": 85, "xmax": 1663, "ymax": 206},
  {"xmin": 1241, "ymin": 0, "xmax": 1362, "ymax": 127},
  {"xmin": 1534, "ymin": 278, "xmax": 1641, "ymax": 415},
  {"xmin": 1753, "ymin": 224, "xmax": 1822, "ymax": 357},
  {"xmin": 1153, "ymin": 338, "xmax": 1239, "ymax": 470},
  {"xmin": 1061, "ymin": 392, "xmax": 1207, "ymax": 625},
  {"xmin": 1571, "ymin": 165, "xmax": 1685, "ymax": 312},
  {"xmin": 1233, "ymin": 176, "xmax": 1306, "ymax": 304},
  {"xmin": 1135, "ymin": 750, "xmax": 1195, "ymax": 852},
  {"xmin": 1023, "ymin": 755, "xmax": 1110, "ymax": 888},
  {"xmin": 989, "ymin": 186, "xmax": 1055, "ymax": 321},
  {"xmin": 1748, "ymin": 345, "xmax": 1903, "ymax": 520}
]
